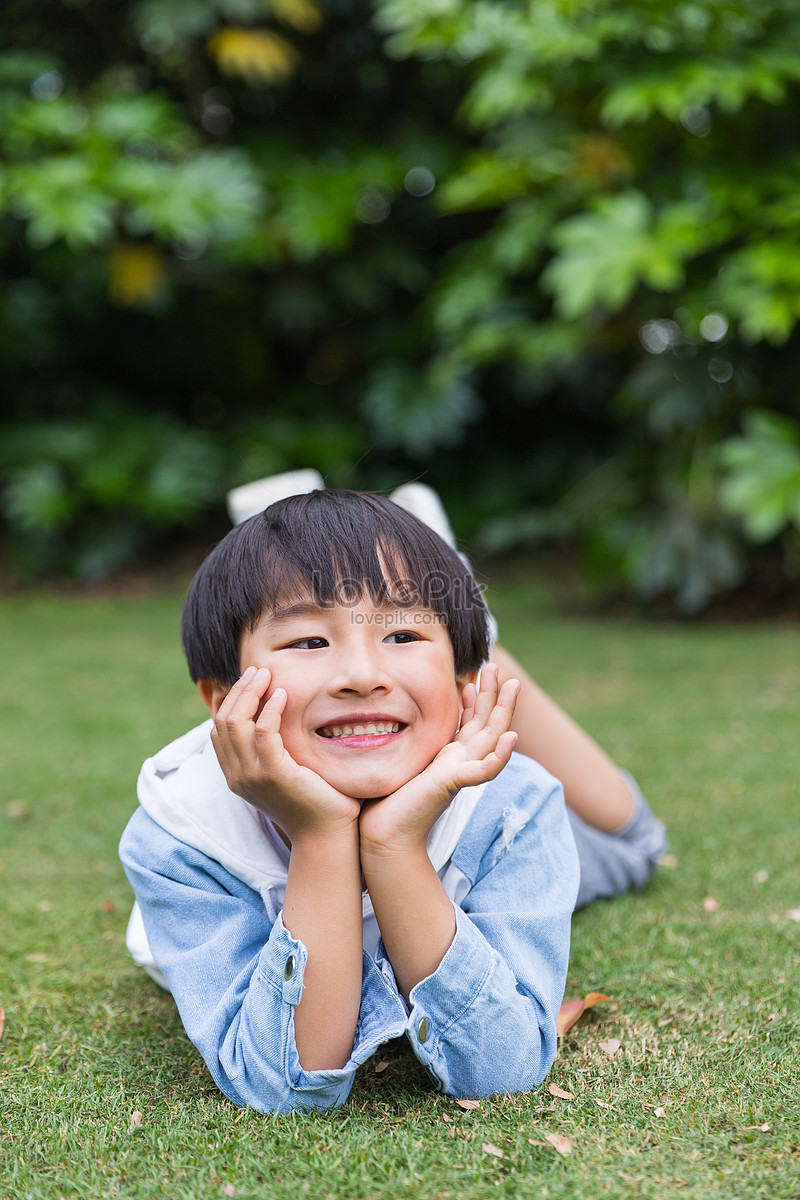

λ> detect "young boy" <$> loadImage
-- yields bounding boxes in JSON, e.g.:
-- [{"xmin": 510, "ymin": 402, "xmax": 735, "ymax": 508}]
[{"xmin": 120, "ymin": 486, "xmax": 665, "ymax": 1112}]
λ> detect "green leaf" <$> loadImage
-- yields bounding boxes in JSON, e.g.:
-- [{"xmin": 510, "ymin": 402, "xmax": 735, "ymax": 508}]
[
  {"xmin": 459, "ymin": 62, "xmax": 552, "ymax": 127},
  {"xmin": 363, "ymin": 361, "xmax": 480, "ymax": 457},
  {"xmin": 718, "ymin": 412, "xmax": 800, "ymax": 541},
  {"xmin": 437, "ymin": 152, "xmax": 534, "ymax": 213},
  {"xmin": 544, "ymin": 192, "xmax": 717, "ymax": 317},
  {"xmin": 2, "ymin": 462, "xmax": 75, "ymax": 532},
  {"xmin": 9, "ymin": 156, "xmax": 117, "ymax": 247},
  {"xmin": 110, "ymin": 149, "xmax": 264, "ymax": 242},
  {"xmin": 717, "ymin": 240, "xmax": 800, "ymax": 344}
]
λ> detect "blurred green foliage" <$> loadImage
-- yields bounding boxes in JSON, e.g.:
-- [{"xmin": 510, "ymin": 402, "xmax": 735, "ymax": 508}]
[{"xmin": 2, "ymin": 0, "xmax": 800, "ymax": 607}]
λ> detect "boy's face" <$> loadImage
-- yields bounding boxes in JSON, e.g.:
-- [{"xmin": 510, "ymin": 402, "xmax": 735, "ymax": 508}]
[{"xmin": 235, "ymin": 593, "xmax": 472, "ymax": 800}]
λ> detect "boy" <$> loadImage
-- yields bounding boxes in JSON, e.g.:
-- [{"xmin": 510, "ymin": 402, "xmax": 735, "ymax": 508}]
[{"xmin": 120, "ymin": 487, "xmax": 665, "ymax": 1112}]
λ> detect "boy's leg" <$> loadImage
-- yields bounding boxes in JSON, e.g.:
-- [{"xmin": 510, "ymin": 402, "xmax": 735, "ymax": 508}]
[
  {"xmin": 493, "ymin": 643, "xmax": 668, "ymax": 905},
  {"xmin": 566, "ymin": 778, "xmax": 667, "ymax": 908},
  {"xmin": 493, "ymin": 644, "xmax": 635, "ymax": 833}
]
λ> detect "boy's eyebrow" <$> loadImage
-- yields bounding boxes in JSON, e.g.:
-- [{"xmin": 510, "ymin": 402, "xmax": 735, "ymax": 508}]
[{"xmin": 267, "ymin": 600, "xmax": 330, "ymax": 623}]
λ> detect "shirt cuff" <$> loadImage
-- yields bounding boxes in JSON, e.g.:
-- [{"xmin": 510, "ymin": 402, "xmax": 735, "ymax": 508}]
[
  {"xmin": 402, "ymin": 905, "xmax": 495, "ymax": 1059},
  {"xmin": 267, "ymin": 915, "xmax": 409, "ymax": 1095}
]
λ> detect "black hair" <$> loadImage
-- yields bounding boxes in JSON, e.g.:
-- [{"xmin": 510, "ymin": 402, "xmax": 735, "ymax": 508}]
[{"xmin": 181, "ymin": 489, "xmax": 490, "ymax": 686}]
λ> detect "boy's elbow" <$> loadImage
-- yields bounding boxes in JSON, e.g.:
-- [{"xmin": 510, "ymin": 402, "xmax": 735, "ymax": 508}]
[
  {"xmin": 212, "ymin": 1063, "xmax": 353, "ymax": 1114},
  {"xmin": 429, "ymin": 1020, "xmax": 556, "ymax": 1102}
]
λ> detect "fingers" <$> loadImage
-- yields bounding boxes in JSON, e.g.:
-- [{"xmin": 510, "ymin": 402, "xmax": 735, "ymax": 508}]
[
  {"xmin": 215, "ymin": 665, "xmax": 271, "ymax": 722},
  {"xmin": 459, "ymin": 680, "xmax": 477, "ymax": 728},
  {"xmin": 211, "ymin": 666, "xmax": 279, "ymax": 772},
  {"xmin": 459, "ymin": 664, "xmax": 520, "ymax": 741}
]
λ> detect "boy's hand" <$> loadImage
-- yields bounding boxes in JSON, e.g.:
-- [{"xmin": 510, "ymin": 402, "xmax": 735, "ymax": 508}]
[
  {"xmin": 359, "ymin": 664, "xmax": 519, "ymax": 857},
  {"xmin": 211, "ymin": 666, "xmax": 361, "ymax": 843}
]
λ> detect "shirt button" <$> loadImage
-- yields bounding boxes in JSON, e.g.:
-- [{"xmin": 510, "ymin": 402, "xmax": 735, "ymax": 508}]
[
  {"xmin": 284, "ymin": 954, "xmax": 296, "ymax": 980},
  {"xmin": 418, "ymin": 1017, "xmax": 429, "ymax": 1043}
]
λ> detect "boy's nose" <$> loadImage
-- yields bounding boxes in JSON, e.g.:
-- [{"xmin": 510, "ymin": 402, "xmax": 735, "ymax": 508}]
[{"xmin": 330, "ymin": 641, "xmax": 391, "ymax": 696}]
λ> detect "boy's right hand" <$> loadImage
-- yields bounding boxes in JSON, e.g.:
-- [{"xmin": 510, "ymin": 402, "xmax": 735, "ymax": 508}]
[{"xmin": 210, "ymin": 666, "xmax": 361, "ymax": 843}]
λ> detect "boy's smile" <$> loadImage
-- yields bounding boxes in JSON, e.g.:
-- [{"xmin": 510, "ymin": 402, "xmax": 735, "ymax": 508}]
[{"xmin": 237, "ymin": 595, "xmax": 471, "ymax": 800}]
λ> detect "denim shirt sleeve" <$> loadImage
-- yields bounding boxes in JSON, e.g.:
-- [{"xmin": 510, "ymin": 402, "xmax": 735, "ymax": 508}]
[
  {"xmin": 119, "ymin": 809, "xmax": 408, "ymax": 1113},
  {"xmin": 378, "ymin": 759, "xmax": 580, "ymax": 1100}
]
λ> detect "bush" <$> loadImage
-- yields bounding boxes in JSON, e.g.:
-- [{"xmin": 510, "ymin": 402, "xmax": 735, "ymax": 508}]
[{"xmin": 1, "ymin": 0, "xmax": 800, "ymax": 606}]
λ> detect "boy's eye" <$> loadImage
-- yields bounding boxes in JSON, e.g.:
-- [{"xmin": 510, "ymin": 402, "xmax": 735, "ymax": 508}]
[
  {"xmin": 285, "ymin": 636, "xmax": 328, "ymax": 650},
  {"xmin": 384, "ymin": 631, "xmax": 421, "ymax": 644}
]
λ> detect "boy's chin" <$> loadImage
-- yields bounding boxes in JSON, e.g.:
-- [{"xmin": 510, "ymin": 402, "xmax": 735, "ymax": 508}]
[{"xmin": 328, "ymin": 769, "xmax": 413, "ymax": 802}]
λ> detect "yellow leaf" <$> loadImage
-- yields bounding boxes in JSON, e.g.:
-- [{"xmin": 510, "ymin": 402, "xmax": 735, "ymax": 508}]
[
  {"xmin": 107, "ymin": 244, "xmax": 165, "ymax": 307},
  {"xmin": 599, "ymin": 1038, "xmax": 621, "ymax": 1057},
  {"xmin": 208, "ymin": 27, "xmax": 300, "ymax": 83},
  {"xmin": 269, "ymin": 0, "xmax": 323, "ymax": 34},
  {"xmin": 545, "ymin": 1132, "xmax": 574, "ymax": 1157},
  {"xmin": 556, "ymin": 991, "xmax": 611, "ymax": 1036}
]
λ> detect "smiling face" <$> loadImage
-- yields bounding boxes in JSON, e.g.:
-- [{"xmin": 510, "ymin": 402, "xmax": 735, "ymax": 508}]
[{"xmin": 236, "ymin": 595, "xmax": 470, "ymax": 799}]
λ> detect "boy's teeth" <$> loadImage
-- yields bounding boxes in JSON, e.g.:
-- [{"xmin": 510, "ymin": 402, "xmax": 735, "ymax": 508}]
[{"xmin": 322, "ymin": 722, "xmax": 400, "ymax": 738}]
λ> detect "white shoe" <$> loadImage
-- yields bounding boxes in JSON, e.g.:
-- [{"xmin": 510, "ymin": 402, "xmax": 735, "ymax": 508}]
[
  {"xmin": 388, "ymin": 482, "xmax": 457, "ymax": 550},
  {"xmin": 390, "ymin": 481, "xmax": 498, "ymax": 654},
  {"xmin": 226, "ymin": 469, "xmax": 325, "ymax": 525}
]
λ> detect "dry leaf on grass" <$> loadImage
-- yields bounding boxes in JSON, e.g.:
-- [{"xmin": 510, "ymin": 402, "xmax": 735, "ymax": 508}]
[
  {"xmin": 224, "ymin": 1187, "xmax": 236, "ymax": 1198},
  {"xmin": 548, "ymin": 1083, "xmax": 575, "ymax": 1100},
  {"xmin": 556, "ymin": 992, "xmax": 611, "ymax": 1036},
  {"xmin": 374, "ymin": 1061, "xmax": 389, "ymax": 1074},
  {"xmin": 482, "ymin": 1143, "xmax": 504, "ymax": 1159},
  {"xmin": 456, "ymin": 1098, "xmax": 480, "ymax": 1110},
  {"xmin": 545, "ymin": 1132, "xmax": 574, "ymax": 1157},
  {"xmin": 599, "ymin": 1038, "xmax": 621, "ymax": 1057},
  {"xmin": 593, "ymin": 1099, "xmax": 611, "ymax": 1109},
  {"xmin": 654, "ymin": 1106, "xmax": 666, "ymax": 1118},
  {"xmin": 5, "ymin": 800, "xmax": 31, "ymax": 821},
  {"xmin": 129, "ymin": 1111, "xmax": 143, "ymax": 1132},
  {"xmin": 785, "ymin": 908, "xmax": 800, "ymax": 922},
  {"xmin": 703, "ymin": 896, "xmax": 719, "ymax": 912}
]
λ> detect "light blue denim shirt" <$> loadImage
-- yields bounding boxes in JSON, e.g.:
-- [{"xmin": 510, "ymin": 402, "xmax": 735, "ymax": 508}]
[{"xmin": 119, "ymin": 752, "xmax": 579, "ymax": 1113}]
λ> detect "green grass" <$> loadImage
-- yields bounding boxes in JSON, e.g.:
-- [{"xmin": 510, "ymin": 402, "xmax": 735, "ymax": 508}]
[{"xmin": 1, "ymin": 579, "xmax": 799, "ymax": 1199}]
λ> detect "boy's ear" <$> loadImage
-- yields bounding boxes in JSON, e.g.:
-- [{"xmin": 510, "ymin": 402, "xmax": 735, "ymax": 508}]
[
  {"xmin": 198, "ymin": 679, "xmax": 230, "ymax": 717},
  {"xmin": 456, "ymin": 668, "xmax": 480, "ymax": 689}
]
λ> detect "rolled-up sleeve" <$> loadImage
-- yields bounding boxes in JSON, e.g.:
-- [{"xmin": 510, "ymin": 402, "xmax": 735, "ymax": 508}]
[
  {"xmin": 120, "ymin": 810, "xmax": 408, "ymax": 1113},
  {"xmin": 377, "ymin": 757, "xmax": 579, "ymax": 1099}
]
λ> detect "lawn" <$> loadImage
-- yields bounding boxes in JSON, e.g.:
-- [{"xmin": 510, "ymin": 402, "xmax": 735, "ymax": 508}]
[{"xmin": 1, "ymin": 577, "xmax": 798, "ymax": 1199}]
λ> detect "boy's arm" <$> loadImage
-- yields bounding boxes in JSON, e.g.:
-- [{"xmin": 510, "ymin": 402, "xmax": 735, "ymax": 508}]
[
  {"xmin": 209, "ymin": 667, "xmax": 365, "ymax": 1070},
  {"xmin": 359, "ymin": 665, "xmax": 519, "ymax": 1002},
  {"xmin": 281, "ymin": 826, "xmax": 363, "ymax": 1069},
  {"xmin": 120, "ymin": 810, "xmax": 408, "ymax": 1113},
  {"xmin": 374, "ymin": 759, "xmax": 579, "ymax": 1099},
  {"xmin": 360, "ymin": 670, "xmax": 579, "ymax": 1099}
]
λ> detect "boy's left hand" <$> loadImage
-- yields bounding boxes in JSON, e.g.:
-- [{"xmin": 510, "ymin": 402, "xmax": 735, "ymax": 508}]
[{"xmin": 359, "ymin": 664, "xmax": 519, "ymax": 857}]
